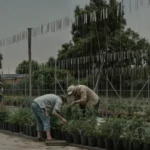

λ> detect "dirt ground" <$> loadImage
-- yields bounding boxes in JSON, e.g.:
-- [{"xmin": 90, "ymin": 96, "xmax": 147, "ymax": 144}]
[{"xmin": 0, "ymin": 132, "xmax": 85, "ymax": 150}]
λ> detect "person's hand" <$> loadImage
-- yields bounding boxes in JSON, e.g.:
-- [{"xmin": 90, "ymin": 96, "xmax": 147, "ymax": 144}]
[
  {"xmin": 45, "ymin": 111, "xmax": 49, "ymax": 117},
  {"xmin": 61, "ymin": 118, "xmax": 67, "ymax": 124},
  {"xmin": 71, "ymin": 101, "xmax": 76, "ymax": 105}
]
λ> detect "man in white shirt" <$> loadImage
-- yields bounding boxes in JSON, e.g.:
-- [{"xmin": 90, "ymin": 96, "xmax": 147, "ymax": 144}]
[{"xmin": 31, "ymin": 94, "xmax": 67, "ymax": 141}]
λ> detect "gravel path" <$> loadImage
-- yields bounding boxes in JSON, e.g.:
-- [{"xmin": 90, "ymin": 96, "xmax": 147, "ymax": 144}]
[{"xmin": 0, "ymin": 132, "xmax": 85, "ymax": 150}]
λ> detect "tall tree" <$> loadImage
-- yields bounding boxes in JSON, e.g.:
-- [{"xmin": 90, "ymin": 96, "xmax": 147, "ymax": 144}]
[
  {"xmin": 46, "ymin": 57, "xmax": 55, "ymax": 68},
  {"xmin": 58, "ymin": 0, "xmax": 126, "ymax": 59},
  {"xmin": 16, "ymin": 60, "xmax": 39, "ymax": 74}
]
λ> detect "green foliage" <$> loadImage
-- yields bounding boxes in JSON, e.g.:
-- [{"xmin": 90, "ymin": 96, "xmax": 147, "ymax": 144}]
[
  {"xmin": 6, "ymin": 108, "xmax": 36, "ymax": 126},
  {"xmin": 16, "ymin": 60, "xmax": 39, "ymax": 74},
  {"xmin": 3, "ymin": 96, "xmax": 26, "ymax": 106},
  {"xmin": 46, "ymin": 57, "xmax": 55, "ymax": 68},
  {"xmin": 60, "ymin": 104, "xmax": 83, "ymax": 120},
  {"xmin": 0, "ymin": 106, "xmax": 8, "ymax": 123},
  {"xmin": 120, "ymin": 117, "xmax": 145, "ymax": 143}
]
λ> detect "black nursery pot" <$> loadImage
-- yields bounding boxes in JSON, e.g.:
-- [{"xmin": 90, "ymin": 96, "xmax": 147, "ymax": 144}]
[
  {"xmin": 23, "ymin": 126, "xmax": 29, "ymax": 135},
  {"xmin": 4, "ymin": 122, "xmax": 8, "ymax": 130},
  {"xmin": 113, "ymin": 139, "xmax": 123, "ymax": 150},
  {"xmin": 81, "ymin": 134, "xmax": 88, "ymax": 146},
  {"xmin": 43, "ymin": 131, "xmax": 47, "ymax": 139},
  {"xmin": 57, "ymin": 129, "xmax": 62, "ymax": 140},
  {"xmin": 88, "ymin": 136, "xmax": 97, "ymax": 147},
  {"xmin": 7, "ymin": 123, "xmax": 11, "ymax": 131},
  {"xmin": 52, "ymin": 129, "xmax": 59, "ymax": 139},
  {"xmin": 72, "ymin": 133, "xmax": 81, "ymax": 144},
  {"xmin": 1, "ymin": 122, "xmax": 5, "ymax": 130},
  {"xmin": 19, "ymin": 125, "xmax": 24, "ymax": 133},
  {"xmin": 122, "ymin": 140, "xmax": 130, "ymax": 150},
  {"xmin": 28, "ymin": 126, "xmax": 36, "ymax": 137},
  {"xmin": 132, "ymin": 141, "xmax": 143, "ymax": 150},
  {"xmin": 15, "ymin": 124, "xmax": 20, "ymax": 133},
  {"xmin": 65, "ymin": 132, "xmax": 73, "ymax": 143},
  {"xmin": 97, "ymin": 137, "xmax": 105, "ymax": 148},
  {"xmin": 31, "ymin": 126, "xmax": 37, "ymax": 137},
  {"xmin": 61, "ymin": 131, "xmax": 66, "ymax": 140},
  {"xmin": 105, "ymin": 139, "xmax": 114, "ymax": 150},
  {"xmin": 143, "ymin": 143, "xmax": 150, "ymax": 150},
  {"xmin": 10, "ymin": 124, "xmax": 14, "ymax": 132},
  {"xmin": 54, "ymin": 129, "xmax": 61, "ymax": 140}
]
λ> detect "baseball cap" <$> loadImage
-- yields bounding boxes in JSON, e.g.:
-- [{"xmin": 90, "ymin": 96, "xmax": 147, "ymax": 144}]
[{"xmin": 67, "ymin": 85, "xmax": 75, "ymax": 95}]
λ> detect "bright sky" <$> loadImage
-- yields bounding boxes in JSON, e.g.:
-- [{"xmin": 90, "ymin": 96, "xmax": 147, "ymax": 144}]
[{"xmin": 0, "ymin": 0, "xmax": 150, "ymax": 73}]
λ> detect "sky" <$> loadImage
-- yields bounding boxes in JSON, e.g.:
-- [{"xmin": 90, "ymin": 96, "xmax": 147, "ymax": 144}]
[{"xmin": 0, "ymin": 0, "xmax": 150, "ymax": 73}]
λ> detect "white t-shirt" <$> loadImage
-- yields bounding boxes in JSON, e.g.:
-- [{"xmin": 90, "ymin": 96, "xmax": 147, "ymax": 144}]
[{"xmin": 33, "ymin": 94, "xmax": 62, "ymax": 112}]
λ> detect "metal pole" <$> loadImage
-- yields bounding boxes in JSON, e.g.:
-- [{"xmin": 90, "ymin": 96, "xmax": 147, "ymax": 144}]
[
  {"xmin": 55, "ymin": 59, "xmax": 56, "ymax": 94},
  {"xmin": 78, "ymin": 58, "xmax": 80, "ymax": 85},
  {"xmin": 66, "ymin": 72, "xmax": 68, "ymax": 88},
  {"xmin": 135, "ymin": 80, "xmax": 149, "ymax": 100},
  {"xmin": 28, "ymin": 28, "xmax": 32, "ymax": 100},
  {"xmin": 120, "ymin": 74, "xmax": 122, "ymax": 98},
  {"xmin": 148, "ymin": 76, "xmax": 150, "ymax": 100},
  {"xmin": 131, "ymin": 69, "xmax": 133, "ymax": 97},
  {"xmin": 25, "ymin": 75, "xmax": 27, "ymax": 97}
]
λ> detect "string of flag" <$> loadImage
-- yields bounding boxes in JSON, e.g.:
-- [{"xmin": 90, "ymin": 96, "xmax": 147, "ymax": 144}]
[{"xmin": 0, "ymin": 0, "xmax": 149, "ymax": 48}]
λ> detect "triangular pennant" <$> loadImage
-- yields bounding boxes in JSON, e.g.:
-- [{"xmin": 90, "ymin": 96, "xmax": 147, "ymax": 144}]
[
  {"xmin": 117, "ymin": 4, "xmax": 120, "ymax": 17},
  {"xmin": 84, "ymin": 14, "xmax": 88, "ymax": 24},
  {"xmin": 121, "ymin": 0, "xmax": 124, "ymax": 14},
  {"xmin": 93, "ymin": 11, "xmax": 97, "ymax": 22},
  {"xmin": 0, "ymin": 40, "xmax": 2, "ymax": 47},
  {"xmin": 103, "ymin": 9, "xmax": 105, "ymax": 19},
  {"xmin": 2, "ymin": 39, "xmax": 5, "ymax": 47},
  {"xmin": 129, "ymin": 0, "xmax": 132, "ymax": 12},
  {"xmin": 51, "ymin": 22, "xmax": 55, "ymax": 33},
  {"xmin": 101, "ymin": 9, "xmax": 103, "ymax": 20},
  {"xmin": 56, "ymin": 19, "xmax": 62, "ymax": 30},
  {"xmin": 6, "ymin": 38, "xmax": 9, "ymax": 46},
  {"xmin": 75, "ymin": 16, "xmax": 79, "ymax": 26},
  {"xmin": 12, "ymin": 35, "xmax": 16, "ymax": 43},
  {"xmin": 105, "ymin": 8, "xmax": 108, "ymax": 19},
  {"xmin": 63, "ymin": 17, "xmax": 70, "ymax": 28},
  {"xmin": 90, "ymin": 12, "xmax": 93, "ymax": 22},
  {"xmin": 40, "ymin": 25, "xmax": 44, "ymax": 34}
]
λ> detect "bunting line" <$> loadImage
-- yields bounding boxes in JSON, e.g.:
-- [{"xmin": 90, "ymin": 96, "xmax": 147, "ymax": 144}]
[{"xmin": 0, "ymin": 0, "xmax": 148, "ymax": 48}]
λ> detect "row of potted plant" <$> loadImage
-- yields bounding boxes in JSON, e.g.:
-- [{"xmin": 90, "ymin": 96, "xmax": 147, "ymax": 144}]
[
  {"xmin": 2, "ymin": 96, "xmax": 150, "ymax": 118},
  {"xmin": 51, "ymin": 117, "xmax": 150, "ymax": 150},
  {"xmin": 0, "ymin": 104, "xmax": 150, "ymax": 150},
  {"xmin": 2, "ymin": 96, "xmax": 27, "ymax": 107},
  {"xmin": 0, "ymin": 107, "xmax": 37, "ymax": 137}
]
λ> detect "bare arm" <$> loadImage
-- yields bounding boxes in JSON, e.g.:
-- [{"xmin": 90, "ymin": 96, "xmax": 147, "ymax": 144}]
[{"xmin": 52, "ymin": 99, "xmax": 67, "ymax": 123}]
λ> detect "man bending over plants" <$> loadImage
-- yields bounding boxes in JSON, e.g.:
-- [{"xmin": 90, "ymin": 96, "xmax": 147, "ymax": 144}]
[
  {"xmin": 67, "ymin": 85, "xmax": 100, "ymax": 116},
  {"xmin": 31, "ymin": 94, "xmax": 67, "ymax": 141}
]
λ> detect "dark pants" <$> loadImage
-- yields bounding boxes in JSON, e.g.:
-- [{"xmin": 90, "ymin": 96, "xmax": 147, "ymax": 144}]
[
  {"xmin": 31, "ymin": 102, "xmax": 50, "ymax": 131},
  {"xmin": 0, "ymin": 95, "xmax": 2, "ymax": 102},
  {"xmin": 79, "ymin": 100, "xmax": 100, "ymax": 117}
]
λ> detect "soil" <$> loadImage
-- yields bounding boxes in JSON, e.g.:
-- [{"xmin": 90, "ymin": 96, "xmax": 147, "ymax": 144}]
[{"xmin": 0, "ymin": 132, "xmax": 86, "ymax": 150}]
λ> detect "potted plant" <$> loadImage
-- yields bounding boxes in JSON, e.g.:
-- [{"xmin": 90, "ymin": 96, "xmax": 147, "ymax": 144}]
[
  {"xmin": 96, "ymin": 126, "xmax": 105, "ymax": 149},
  {"xmin": 100, "ymin": 118, "xmax": 114, "ymax": 150},
  {"xmin": 120, "ymin": 118, "xmax": 144, "ymax": 150},
  {"xmin": 61, "ymin": 122, "xmax": 73, "ymax": 143},
  {"xmin": 143, "ymin": 127, "xmax": 150, "ymax": 150},
  {"xmin": 67, "ymin": 120, "xmax": 82, "ymax": 144},
  {"xmin": 110, "ymin": 118, "xmax": 126, "ymax": 150},
  {"xmin": 82, "ymin": 117, "xmax": 98, "ymax": 147}
]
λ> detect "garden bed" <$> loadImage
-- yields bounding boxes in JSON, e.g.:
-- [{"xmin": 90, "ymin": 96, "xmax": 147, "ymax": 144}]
[{"xmin": 1, "ymin": 101, "xmax": 150, "ymax": 150}]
